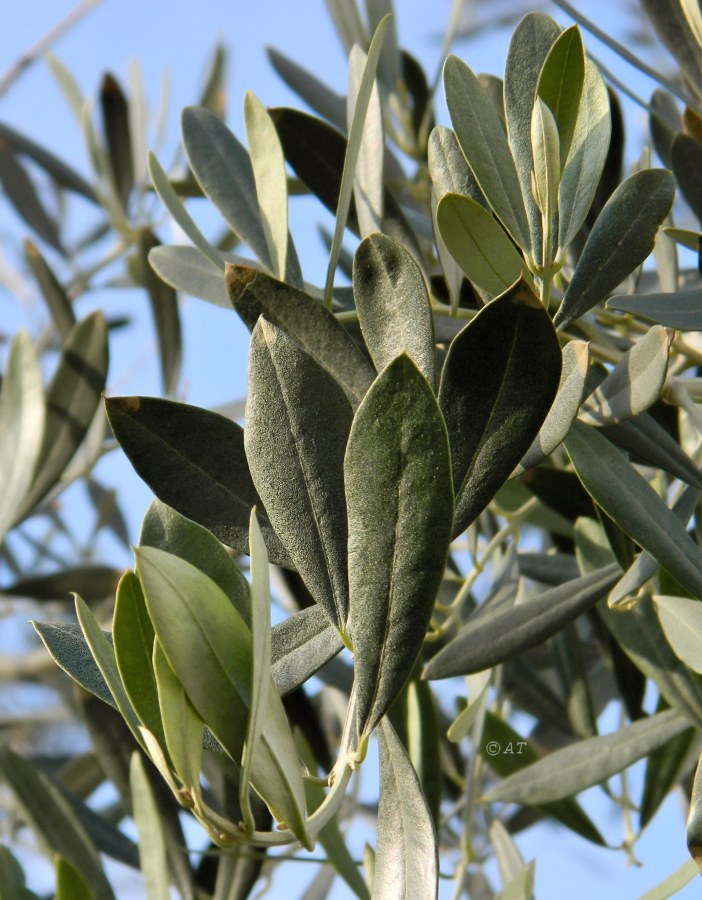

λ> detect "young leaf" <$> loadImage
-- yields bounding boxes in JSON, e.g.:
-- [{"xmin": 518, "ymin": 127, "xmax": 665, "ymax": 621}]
[
  {"xmin": 557, "ymin": 59, "xmax": 611, "ymax": 252},
  {"xmin": 136, "ymin": 547, "xmax": 308, "ymax": 844},
  {"xmin": 0, "ymin": 748, "xmax": 115, "ymax": 900},
  {"xmin": 565, "ymin": 421, "xmax": 702, "ymax": 601},
  {"xmin": 423, "ymin": 563, "xmax": 620, "ymax": 681},
  {"xmin": 554, "ymin": 169, "xmax": 675, "ymax": 329},
  {"xmin": 484, "ymin": 708, "xmax": 692, "ymax": 805},
  {"xmin": 439, "ymin": 279, "xmax": 562, "ymax": 536},
  {"xmin": 513, "ymin": 339, "xmax": 588, "ymax": 475},
  {"xmin": 348, "ymin": 45, "xmax": 384, "ymax": 237},
  {"xmin": 531, "ymin": 98, "xmax": 560, "ymax": 225},
  {"xmin": 113, "ymin": 572, "xmax": 165, "ymax": 748},
  {"xmin": 226, "ymin": 264, "xmax": 374, "ymax": 408},
  {"xmin": 353, "ymin": 234, "xmax": 435, "ymax": 385},
  {"xmin": 0, "ymin": 331, "xmax": 45, "ymax": 541},
  {"xmin": 18, "ymin": 312, "xmax": 108, "ymax": 519},
  {"xmin": 148, "ymin": 245, "xmax": 229, "ymax": 308},
  {"xmin": 245, "ymin": 318, "xmax": 352, "ymax": 629},
  {"xmin": 444, "ymin": 55, "xmax": 530, "ymax": 250},
  {"xmin": 240, "ymin": 511, "xmax": 272, "ymax": 833},
  {"xmin": 537, "ymin": 25, "xmax": 585, "ymax": 169},
  {"xmin": 345, "ymin": 354, "xmax": 453, "ymax": 740},
  {"xmin": 578, "ymin": 325, "xmax": 672, "ymax": 426},
  {"xmin": 129, "ymin": 753, "xmax": 171, "ymax": 900},
  {"xmin": 182, "ymin": 106, "xmax": 271, "ymax": 268},
  {"xmin": 105, "ymin": 395, "xmax": 291, "ymax": 566},
  {"xmin": 55, "ymin": 855, "xmax": 96, "ymax": 900},
  {"xmin": 436, "ymin": 193, "xmax": 526, "ymax": 296},
  {"xmin": 374, "ymin": 718, "xmax": 438, "ymax": 900}
]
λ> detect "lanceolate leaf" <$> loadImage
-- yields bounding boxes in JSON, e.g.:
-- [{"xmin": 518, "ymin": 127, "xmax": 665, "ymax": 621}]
[
  {"xmin": 423, "ymin": 563, "xmax": 620, "ymax": 681},
  {"xmin": 353, "ymin": 234, "xmax": 435, "ymax": 385},
  {"xmin": 105, "ymin": 396, "xmax": 291, "ymax": 566},
  {"xmin": 24, "ymin": 239, "xmax": 75, "ymax": 340},
  {"xmin": 641, "ymin": 0, "xmax": 702, "ymax": 103},
  {"xmin": 565, "ymin": 421, "xmax": 702, "ymax": 601},
  {"xmin": 0, "ymin": 748, "xmax": 115, "ymax": 900},
  {"xmin": 655, "ymin": 595, "xmax": 702, "ymax": 674},
  {"xmin": 348, "ymin": 44, "xmax": 384, "ymax": 238},
  {"xmin": 554, "ymin": 169, "xmax": 675, "ymax": 329},
  {"xmin": 504, "ymin": 12, "xmax": 561, "ymax": 258},
  {"xmin": 148, "ymin": 245, "xmax": 229, "ymax": 308},
  {"xmin": 32, "ymin": 621, "xmax": 116, "ymax": 709},
  {"xmin": 0, "ymin": 331, "xmax": 45, "ymax": 541},
  {"xmin": 100, "ymin": 74, "xmax": 134, "ymax": 211},
  {"xmin": 513, "ymin": 340, "xmax": 588, "ymax": 475},
  {"xmin": 0, "ymin": 140, "xmax": 62, "ymax": 252},
  {"xmin": 345, "ymin": 354, "xmax": 453, "ymax": 739},
  {"xmin": 578, "ymin": 325, "xmax": 672, "ymax": 426},
  {"xmin": 537, "ymin": 25, "xmax": 585, "ymax": 169},
  {"xmin": 55, "ymin": 856, "xmax": 96, "ymax": 900},
  {"xmin": 226, "ymin": 264, "xmax": 374, "ymax": 408},
  {"xmin": 436, "ymin": 193, "xmax": 526, "ymax": 297},
  {"xmin": 0, "ymin": 566, "xmax": 120, "ymax": 602},
  {"xmin": 136, "ymin": 547, "xmax": 309, "ymax": 844},
  {"xmin": 267, "ymin": 47, "xmax": 346, "ymax": 130},
  {"xmin": 427, "ymin": 125, "xmax": 485, "ymax": 205},
  {"xmin": 270, "ymin": 606, "xmax": 344, "ymax": 696},
  {"xmin": 439, "ymin": 279, "xmax": 562, "ymax": 536},
  {"xmin": 374, "ymin": 718, "xmax": 438, "ymax": 900},
  {"xmin": 182, "ymin": 106, "xmax": 271, "ymax": 268},
  {"xmin": 129, "ymin": 753, "xmax": 170, "ymax": 900},
  {"xmin": 640, "ymin": 713, "xmax": 696, "ymax": 829},
  {"xmin": 18, "ymin": 312, "xmax": 108, "ymax": 518},
  {"xmin": 607, "ymin": 289, "xmax": 702, "ymax": 330},
  {"xmin": 245, "ymin": 318, "xmax": 352, "ymax": 629},
  {"xmin": 671, "ymin": 132, "xmax": 702, "ymax": 222},
  {"xmin": 557, "ymin": 59, "xmax": 611, "ymax": 252},
  {"xmin": 688, "ymin": 752, "xmax": 702, "ymax": 873},
  {"xmin": 444, "ymin": 55, "xmax": 530, "ymax": 251},
  {"xmin": 484, "ymin": 708, "xmax": 692, "ymax": 805}
]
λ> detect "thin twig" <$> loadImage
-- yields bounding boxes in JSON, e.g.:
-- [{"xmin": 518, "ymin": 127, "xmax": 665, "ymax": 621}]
[{"xmin": 0, "ymin": 0, "xmax": 103, "ymax": 98}]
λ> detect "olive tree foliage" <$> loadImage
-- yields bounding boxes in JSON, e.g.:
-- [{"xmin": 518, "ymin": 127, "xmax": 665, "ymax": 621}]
[{"xmin": 5, "ymin": 1, "xmax": 702, "ymax": 897}]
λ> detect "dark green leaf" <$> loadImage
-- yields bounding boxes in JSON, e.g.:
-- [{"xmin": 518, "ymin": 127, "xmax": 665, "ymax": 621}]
[
  {"xmin": 0, "ymin": 566, "xmax": 120, "ymax": 602},
  {"xmin": 672, "ymin": 132, "xmax": 702, "ymax": 221},
  {"xmin": 100, "ymin": 73, "xmax": 134, "ymax": 211},
  {"xmin": 353, "ymin": 234, "xmax": 435, "ymax": 385},
  {"xmin": 423, "ymin": 563, "xmax": 620, "ymax": 680},
  {"xmin": 245, "ymin": 318, "xmax": 352, "ymax": 629},
  {"xmin": 554, "ymin": 169, "xmax": 675, "ymax": 329},
  {"xmin": 0, "ymin": 119, "xmax": 95, "ymax": 202},
  {"xmin": 137, "ymin": 229, "xmax": 182, "ymax": 395},
  {"xmin": 24, "ymin": 238, "xmax": 75, "ymax": 340},
  {"xmin": 484, "ymin": 708, "xmax": 692, "ymax": 805},
  {"xmin": 19, "ymin": 311, "xmax": 108, "ymax": 518},
  {"xmin": 641, "ymin": 0, "xmax": 702, "ymax": 100},
  {"xmin": 565, "ymin": 420, "xmax": 702, "ymax": 602},
  {"xmin": 687, "ymin": 751, "xmax": 702, "ymax": 872},
  {"xmin": 0, "ymin": 139, "xmax": 62, "ymax": 251},
  {"xmin": 105, "ymin": 396, "xmax": 291, "ymax": 566},
  {"xmin": 182, "ymin": 106, "xmax": 271, "ymax": 267},
  {"xmin": 271, "ymin": 606, "xmax": 344, "ymax": 696},
  {"xmin": 439, "ymin": 279, "xmax": 561, "ymax": 535},
  {"xmin": 0, "ymin": 748, "xmax": 115, "ymax": 900},
  {"xmin": 226, "ymin": 264, "xmax": 374, "ymax": 408},
  {"xmin": 649, "ymin": 89, "xmax": 681, "ymax": 169},
  {"xmin": 374, "ymin": 718, "xmax": 438, "ymax": 900},
  {"xmin": 267, "ymin": 47, "xmax": 346, "ymax": 130},
  {"xmin": 640, "ymin": 714, "xmax": 695, "ymax": 829},
  {"xmin": 345, "ymin": 354, "xmax": 453, "ymax": 739},
  {"xmin": 445, "ymin": 55, "xmax": 530, "ymax": 250}
]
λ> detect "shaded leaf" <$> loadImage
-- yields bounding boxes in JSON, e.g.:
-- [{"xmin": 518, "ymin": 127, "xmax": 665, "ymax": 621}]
[
  {"xmin": 672, "ymin": 132, "xmax": 702, "ymax": 221},
  {"xmin": 439, "ymin": 279, "xmax": 561, "ymax": 535},
  {"xmin": 641, "ymin": 0, "xmax": 702, "ymax": 102},
  {"xmin": 271, "ymin": 606, "xmax": 344, "ymax": 696},
  {"xmin": 345, "ymin": 354, "xmax": 453, "ymax": 739},
  {"xmin": 55, "ymin": 855, "xmax": 96, "ymax": 900},
  {"xmin": 554, "ymin": 169, "xmax": 675, "ymax": 329},
  {"xmin": 0, "ymin": 748, "xmax": 115, "ymax": 900},
  {"xmin": 32, "ymin": 621, "xmax": 116, "ymax": 709},
  {"xmin": 0, "ymin": 139, "xmax": 62, "ymax": 251},
  {"xmin": 353, "ymin": 234, "xmax": 435, "ymax": 384},
  {"xmin": 485, "ymin": 708, "xmax": 692, "ymax": 804},
  {"xmin": 565, "ymin": 420, "xmax": 702, "ymax": 601},
  {"xmin": 688, "ymin": 751, "xmax": 702, "ymax": 873},
  {"xmin": 245, "ymin": 318, "xmax": 352, "ymax": 629},
  {"xmin": 436, "ymin": 193, "xmax": 526, "ymax": 296},
  {"xmin": 0, "ymin": 566, "xmax": 120, "ymax": 602},
  {"xmin": 423, "ymin": 563, "xmax": 620, "ymax": 680},
  {"xmin": 129, "ymin": 753, "xmax": 170, "ymax": 900},
  {"xmin": 607, "ymin": 288, "xmax": 702, "ymax": 330},
  {"xmin": 226, "ymin": 264, "xmax": 374, "ymax": 408},
  {"xmin": 105, "ymin": 395, "xmax": 290, "ymax": 566},
  {"xmin": 24, "ymin": 238, "xmax": 75, "ymax": 340},
  {"xmin": 18, "ymin": 311, "xmax": 108, "ymax": 518},
  {"xmin": 655, "ymin": 595, "xmax": 702, "ymax": 674},
  {"xmin": 650, "ymin": 89, "xmax": 682, "ymax": 169},
  {"xmin": 374, "ymin": 718, "xmax": 438, "ymax": 900},
  {"xmin": 445, "ymin": 55, "xmax": 530, "ymax": 250},
  {"xmin": 267, "ymin": 47, "xmax": 346, "ymax": 130},
  {"xmin": 640, "ymin": 714, "xmax": 696, "ymax": 829},
  {"xmin": 137, "ymin": 229, "xmax": 182, "ymax": 395},
  {"xmin": 100, "ymin": 73, "xmax": 133, "ymax": 211}
]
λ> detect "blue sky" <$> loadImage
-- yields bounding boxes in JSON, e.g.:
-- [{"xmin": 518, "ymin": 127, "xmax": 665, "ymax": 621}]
[{"xmin": 1, "ymin": 1, "xmax": 700, "ymax": 898}]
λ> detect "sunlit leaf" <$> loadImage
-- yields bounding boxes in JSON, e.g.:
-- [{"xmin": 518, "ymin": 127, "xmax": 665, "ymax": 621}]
[
  {"xmin": 655, "ymin": 594, "xmax": 702, "ymax": 674},
  {"xmin": 55, "ymin": 855, "xmax": 96, "ymax": 900},
  {"xmin": 537, "ymin": 25, "xmax": 585, "ymax": 169},
  {"xmin": 129, "ymin": 753, "xmax": 171, "ymax": 900},
  {"xmin": 148, "ymin": 245, "xmax": 229, "ymax": 307},
  {"xmin": 607, "ymin": 289, "xmax": 702, "ymax": 330}
]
